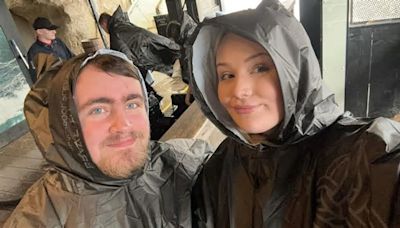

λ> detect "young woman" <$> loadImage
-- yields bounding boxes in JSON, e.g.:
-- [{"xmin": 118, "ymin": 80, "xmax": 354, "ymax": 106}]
[{"xmin": 190, "ymin": 0, "xmax": 400, "ymax": 227}]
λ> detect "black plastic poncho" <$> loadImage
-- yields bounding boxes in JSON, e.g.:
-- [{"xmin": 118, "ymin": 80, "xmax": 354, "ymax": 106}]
[
  {"xmin": 189, "ymin": 1, "xmax": 400, "ymax": 227},
  {"xmin": 108, "ymin": 6, "xmax": 181, "ymax": 76},
  {"xmin": 4, "ymin": 50, "xmax": 211, "ymax": 227}
]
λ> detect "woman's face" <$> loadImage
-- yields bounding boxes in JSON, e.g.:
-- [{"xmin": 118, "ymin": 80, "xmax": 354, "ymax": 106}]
[{"xmin": 216, "ymin": 33, "xmax": 284, "ymax": 134}]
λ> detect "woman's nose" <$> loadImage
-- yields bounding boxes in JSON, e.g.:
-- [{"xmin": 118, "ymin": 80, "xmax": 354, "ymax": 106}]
[{"xmin": 232, "ymin": 76, "xmax": 252, "ymax": 99}]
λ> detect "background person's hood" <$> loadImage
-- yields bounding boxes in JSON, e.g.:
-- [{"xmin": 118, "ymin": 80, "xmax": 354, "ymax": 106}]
[
  {"xmin": 24, "ymin": 49, "xmax": 149, "ymax": 185},
  {"xmin": 108, "ymin": 6, "xmax": 181, "ymax": 75},
  {"xmin": 110, "ymin": 5, "xmax": 130, "ymax": 25},
  {"xmin": 189, "ymin": 0, "xmax": 343, "ymax": 146}
]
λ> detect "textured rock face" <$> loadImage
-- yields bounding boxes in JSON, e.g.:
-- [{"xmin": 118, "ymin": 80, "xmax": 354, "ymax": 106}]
[
  {"xmin": 5, "ymin": 0, "xmax": 219, "ymax": 54},
  {"xmin": 5, "ymin": 0, "xmax": 131, "ymax": 54}
]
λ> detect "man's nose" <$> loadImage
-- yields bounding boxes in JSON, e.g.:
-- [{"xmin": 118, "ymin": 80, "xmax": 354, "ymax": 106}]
[{"xmin": 109, "ymin": 109, "xmax": 132, "ymax": 133}]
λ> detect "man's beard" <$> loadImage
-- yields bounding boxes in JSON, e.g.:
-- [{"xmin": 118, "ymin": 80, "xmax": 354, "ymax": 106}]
[{"xmin": 97, "ymin": 131, "xmax": 150, "ymax": 179}]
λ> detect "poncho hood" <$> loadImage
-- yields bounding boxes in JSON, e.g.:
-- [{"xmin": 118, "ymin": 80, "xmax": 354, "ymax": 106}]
[
  {"xmin": 109, "ymin": 6, "xmax": 130, "ymax": 26},
  {"xmin": 189, "ymin": 0, "xmax": 343, "ymax": 146}
]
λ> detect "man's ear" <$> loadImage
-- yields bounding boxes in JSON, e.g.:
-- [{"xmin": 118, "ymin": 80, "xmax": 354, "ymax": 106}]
[
  {"xmin": 100, "ymin": 22, "xmax": 108, "ymax": 33},
  {"xmin": 36, "ymin": 29, "xmax": 45, "ymax": 35}
]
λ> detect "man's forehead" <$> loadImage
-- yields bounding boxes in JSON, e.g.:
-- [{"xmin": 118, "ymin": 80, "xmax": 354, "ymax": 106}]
[
  {"xmin": 75, "ymin": 65, "xmax": 144, "ymax": 100},
  {"xmin": 77, "ymin": 64, "xmax": 139, "ymax": 83}
]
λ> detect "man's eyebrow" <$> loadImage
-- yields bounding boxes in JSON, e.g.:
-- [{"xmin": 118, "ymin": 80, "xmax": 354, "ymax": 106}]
[
  {"xmin": 77, "ymin": 97, "xmax": 113, "ymax": 111},
  {"xmin": 126, "ymin": 93, "xmax": 144, "ymax": 101},
  {"xmin": 78, "ymin": 93, "xmax": 144, "ymax": 111}
]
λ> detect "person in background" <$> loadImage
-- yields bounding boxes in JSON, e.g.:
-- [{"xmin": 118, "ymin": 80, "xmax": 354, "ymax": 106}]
[
  {"xmin": 27, "ymin": 17, "xmax": 74, "ymax": 83},
  {"xmin": 189, "ymin": 0, "xmax": 400, "ymax": 227},
  {"xmin": 4, "ymin": 49, "xmax": 211, "ymax": 227},
  {"xmin": 98, "ymin": 6, "xmax": 180, "ymax": 77},
  {"xmin": 99, "ymin": 7, "xmax": 183, "ymax": 139}
]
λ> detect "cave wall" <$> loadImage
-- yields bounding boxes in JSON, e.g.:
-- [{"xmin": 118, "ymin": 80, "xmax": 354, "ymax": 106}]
[
  {"xmin": 9, "ymin": 13, "xmax": 33, "ymax": 52},
  {"xmin": 127, "ymin": 0, "xmax": 219, "ymax": 33},
  {"xmin": 127, "ymin": 0, "xmax": 168, "ymax": 33},
  {"xmin": 5, "ymin": 0, "xmax": 218, "ymax": 55},
  {"xmin": 5, "ymin": 0, "xmax": 131, "ymax": 54}
]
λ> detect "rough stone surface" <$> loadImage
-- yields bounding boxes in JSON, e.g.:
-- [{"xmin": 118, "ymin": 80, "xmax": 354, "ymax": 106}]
[
  {"xmin": 4, "ymin": 0, "xmax": 218, "ymax": 55},
  {"xmin": 393, "ymin": 114, "xmax": 400, "ymax": 122},
  {"xmin": 5, "ymin": 0, "xmax": 131, "ymax": 54}
]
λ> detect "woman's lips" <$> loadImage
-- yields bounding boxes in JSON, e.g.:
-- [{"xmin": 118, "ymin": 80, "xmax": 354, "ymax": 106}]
[{"xmin": 233, "ymin": 105, "xmax": 258, "ymax": 114}]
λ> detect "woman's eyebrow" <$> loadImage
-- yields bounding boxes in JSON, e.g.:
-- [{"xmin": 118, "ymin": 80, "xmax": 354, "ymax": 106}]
[
  {"xmin": 216, "ymin": 52, "xmax": 271, "ymax": 67},
  {"xmin": 244, "ymin": 52, "xmax": 270, "ymax": 63},
  {"xmin": 216, "ymin": 61, "xmax": 228, "ymax": 68}
]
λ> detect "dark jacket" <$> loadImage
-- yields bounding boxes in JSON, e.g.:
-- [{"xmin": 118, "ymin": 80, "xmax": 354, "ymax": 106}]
[
  {"xmin": 189, "ymin": 1, "xmax": 400, "ymax": 227},
  {"xmin": 4, "ymin": 51, "xmax": 212, "ymax": 227},
  {"xmin": 27, "ymin": 38, "xmax": 73, "ymax": 83},
  {"xmin": 108, "ymin": 6, "xmax": 181, "ymax": 75},
  {"xmin": 177, "ymin": 12, "xmax": 198, "ymax": 84}
]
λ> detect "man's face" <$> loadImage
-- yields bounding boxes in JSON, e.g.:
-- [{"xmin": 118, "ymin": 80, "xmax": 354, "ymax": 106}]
[
  {"xmin": 75, "ymin": 65, "xmax": 150, "ymax": 179},
  {"xmin": 36, "ymin": 28, "xmax": 56, "ymax": 41}
]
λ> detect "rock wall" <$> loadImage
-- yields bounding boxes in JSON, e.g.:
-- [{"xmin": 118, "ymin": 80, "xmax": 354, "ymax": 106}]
[
  {"xmin": 128, "ymin": 0, "xmax": 168, "ymax": 33},
  {"xmin": 5, "ymin": 0, "xmax": 218, "ymax": 54},
  {"xmin": 11, "ymin": 13, "xmax": 34, "ymax": 53},
  {"xmin": 5, "ymin": 0, "xmax": 131, "ymax": 54}
]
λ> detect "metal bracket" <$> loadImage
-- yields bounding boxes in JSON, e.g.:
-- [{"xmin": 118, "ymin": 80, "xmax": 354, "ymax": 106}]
[{"xmin": 10, "ymin": 39, "xmax": 28, "ymax": 69}]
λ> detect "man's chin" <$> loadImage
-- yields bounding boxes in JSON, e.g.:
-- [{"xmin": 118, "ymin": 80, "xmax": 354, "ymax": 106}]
[
  {"xmin": 98, "ymin": 141, "xmax": 149, "ymax": 179},
  {"xmin": 99, "ymin": 156, "xmax": 146, "ymax": 179}
]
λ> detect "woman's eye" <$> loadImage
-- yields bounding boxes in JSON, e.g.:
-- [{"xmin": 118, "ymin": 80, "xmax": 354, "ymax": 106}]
[
  {"xmin": 253, "ymin": 64, "xmax": 269, "ymax": 73},
  {"xmin": 218, "ymin": 72, "xmax": 234, "ymax": 81}
]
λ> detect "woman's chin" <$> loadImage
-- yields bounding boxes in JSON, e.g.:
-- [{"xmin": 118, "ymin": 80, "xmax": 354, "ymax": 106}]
[{"xmin": 239, "ymin": 124, "xmax": 273, "ymax": 135}]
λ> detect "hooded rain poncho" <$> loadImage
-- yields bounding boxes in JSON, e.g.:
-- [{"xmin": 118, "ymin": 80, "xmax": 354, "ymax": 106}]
[
  {"xmin": 4, "ymin": 49, "xmax": 212, "ymax": 228},
  {"xmin": 189, "ymin": 1, "xmax": 400, "ymax": 227}
]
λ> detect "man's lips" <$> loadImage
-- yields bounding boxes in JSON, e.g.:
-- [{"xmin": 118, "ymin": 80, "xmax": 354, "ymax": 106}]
[
  {"xmin": 232, "ymin": 105, "xmax": 258, "ymax": 114},
  {"xmin": 107, "ymin": 137, "xmax": 136, "ymax": 148}
]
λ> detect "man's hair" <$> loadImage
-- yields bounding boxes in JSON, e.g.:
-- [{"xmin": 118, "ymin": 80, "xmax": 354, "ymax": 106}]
[
  {"xmin": 98, "ymin": 13, "xmax": 111, "ymax": 26},
  {"xmin": 81, "ymin": 54, "xmax": 140, "ymax": 81}
]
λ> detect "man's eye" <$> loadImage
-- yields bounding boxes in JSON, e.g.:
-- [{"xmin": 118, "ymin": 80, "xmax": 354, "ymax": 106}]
[
  {"xmin": 89, "ymin": 107, "xmax": 105, "ymax": 115},
  {"xmin": 127, "ymin": 102, "xmax": 138, "ymax": 110}
]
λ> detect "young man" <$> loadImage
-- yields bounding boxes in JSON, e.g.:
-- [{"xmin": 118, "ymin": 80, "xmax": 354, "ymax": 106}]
[
  {"xmin": 4, "ymin": 49, "xmax": 211, "ymax": 227},
  {"xmin": 27, "ymin": 17, "xmax": 74, "ymax": 83}
]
